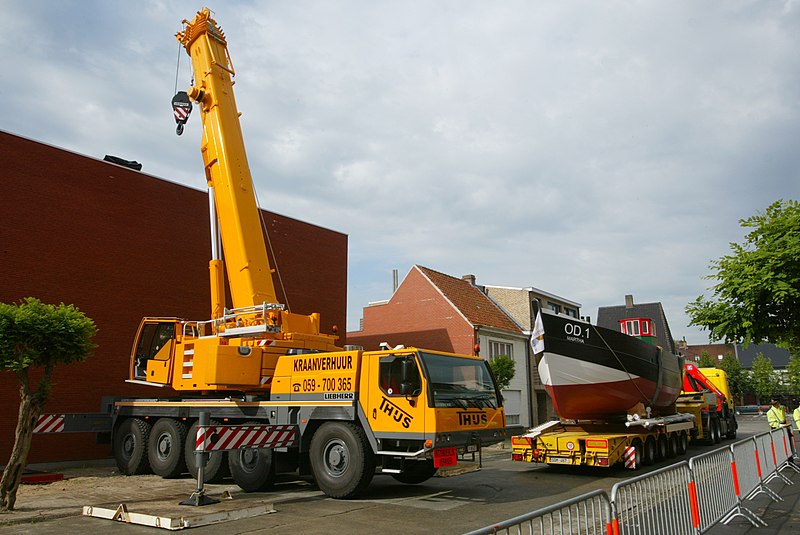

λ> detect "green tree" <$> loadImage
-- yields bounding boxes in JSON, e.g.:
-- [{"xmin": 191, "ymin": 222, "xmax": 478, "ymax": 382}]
[
  {"xmin": 786, "ymin": 354, "xmax": 800, "ymax": 397},
  {"xmin": 488, "ymin": 354, "xmax": 515, "ymax": 391},
  {"xmin": 0, "ymin": 298, "xmax": 97, "ymax": 511},
  {"xmin": 686, "ymin": 200, "xmax": 800, "ymax": 352},
  {"xmin": 697, "ymin": 351, "xmax": 717, "ymax": 368},
  {"xmin": 718, "ymin": 353, "xmax": 745, "ymax": 402},
  {"xmin": 750, "ymin": 353, "xmax": 780, "ymax": 404}
]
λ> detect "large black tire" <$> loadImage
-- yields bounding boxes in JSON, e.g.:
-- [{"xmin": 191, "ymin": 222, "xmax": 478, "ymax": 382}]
[
  {"xmin": 185, "ymin": 421, "xmax": 229, "ymax": 483},
  {"xmin": 113, "ymin": 418, "xmax": 152, "ymax": 475},
  {"xmin": 630, "ymin": 438, "xmax": 644, "ymax": 470},
  {"xmin": 310, "ymin": 422, "xmax": 375, "ymax": 498},
  {"xmin": 228, "ymin": 422, "xmax": 275, "ymax": 492},
  {"xmin": 228, "ymin": 448, "xmax": 276, "ymax": 492},
  {"xmin": 667, "ymin": 433, "xmax": 678, "ymax": 458},
  {"xmin": 643, "ymin": 436, "xmax": 657, "ymax": 465},
  {"xmin": 391, "ymin": 460, "xmax": 437, "ymax": 484},
  {"xmin": 656, "ymin": 435, "xmax": 668, "ymax": 461},
  {"xmin": 726, "ymin": 418, "xmax": 738, "ymax": 440},
  {"xmin": 677, "ymin": 431, "xmax": 689, "ymax": 455},
  {"xmin": 711, "ymin": 419, "xmax": 721, "ymax": 444},
  {"xmin": 148, "ymin": 418, "xmax": 188, "ymax": 478}
]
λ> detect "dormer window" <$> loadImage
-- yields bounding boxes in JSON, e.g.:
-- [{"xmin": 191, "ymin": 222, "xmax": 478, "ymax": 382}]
[{"xmin": 619, "ymin": 318, "xmax": 655, "ymax": 338}]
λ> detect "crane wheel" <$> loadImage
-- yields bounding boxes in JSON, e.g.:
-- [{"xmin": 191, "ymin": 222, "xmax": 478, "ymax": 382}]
[
  {"xmin": 113, "ymin": 418, "xmax": 153, "ymax": 475},
  {"xmin": 185, "ymin": 420, "xmax": 229, "ymax": 483},
  {"xmin": 310, "ymin": 421, "xmax": 375, "ymax": 498},
  {"xmin": 228, "ymin": 421, "xmax": 275, "ymax": 492},
  {"xmin": 148, "ymin": 418, "xmax": 188, "ymax": 478}
]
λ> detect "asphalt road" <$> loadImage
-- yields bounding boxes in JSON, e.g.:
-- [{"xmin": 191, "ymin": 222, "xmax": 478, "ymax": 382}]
[{"xmin": 0, "ymin": 415, "xmax": 778, "ymax": 535}]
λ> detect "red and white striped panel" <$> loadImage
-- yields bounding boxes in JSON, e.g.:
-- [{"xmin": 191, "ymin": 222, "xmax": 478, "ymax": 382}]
[
  {"xmin": 257, "ymin": 339, "xmax": 276, "ymax": 347},
  {"xmin": 624, "ymin": 446, "xmax": 637, "ymax": 469},
  {"xmin": 34, "ymin": 414, "xmax": 65, "ymax": 433},
  {"xmin": 196, "ymin": 424, "xmax": 297, "ymax": 452}
]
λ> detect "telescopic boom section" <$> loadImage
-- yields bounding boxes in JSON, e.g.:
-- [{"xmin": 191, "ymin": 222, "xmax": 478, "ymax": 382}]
[
  {"xmin": 175, "ymin": 9, "xmax": 338, "ymax": 348},
  {"xmin": 177, "ymin": 9, "xmax": 275, "ymax": 309}
]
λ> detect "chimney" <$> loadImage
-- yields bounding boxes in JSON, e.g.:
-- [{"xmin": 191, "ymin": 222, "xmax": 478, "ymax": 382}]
[
  {"xmin": 625, "ymin": 294, "xmax": 634, "ymax": 309},
  {"xmin": 392, "ymin": 269, "xmax": 399, "ymax": 293},
  {"xmin": 462, "ymin": 274, "xmax": 476, "ymax": 285}
]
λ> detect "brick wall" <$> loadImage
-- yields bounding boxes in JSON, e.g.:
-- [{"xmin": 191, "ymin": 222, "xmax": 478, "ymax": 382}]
[
  {"xmin": 0, "ymin": 131, "xmax": 346, "ymax": 463},
  {"xmin": 348, "ymin": 267, "xmax": 474, "ymax": 354}
]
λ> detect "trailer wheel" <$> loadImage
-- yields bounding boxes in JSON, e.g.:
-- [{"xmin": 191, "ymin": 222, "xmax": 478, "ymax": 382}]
[
  {"xmin": 228, "ymin": 421, "xmax": 275, "ymax": 492},
  {"xmin": 711, "ymin": 419, "xmax": 721, "ymax": 444},
  {"xmin": 725, "ymin": 418, "xmax": 737, "ymax": 440},
  {"xmin": 630, "ymin": 438, "xmax": 644, "ymax": 470},
  {"xmin": 677, "ymin": 431, "xmax": 689, "ymax": 455},
  {"xmin": 667, "ymin": 434, "xmax": 678, "ymax": 458},
  {"xmin": 310, "ymin": 421, "xmax": 375, "ymax": 498},
  {"xmin": 185, "ymin": 420, "xmax": 229, "ymax": 483},
  {"xmin": 391, "ymin": 460, "xmax": 437, "ymax": 484},
  {"xmin": 656, "ymin": 435, "xmax": 668, "ymax": 461},
  {"xmin": 643, "ymin": 436, "xmax": 657, "ymax": 465},
  {"xmin": 113, "ymin": 418, "xmax": 152, "ymax": 475},
  {"xmin": 148, "ymin": 418, "xmax": 188, "ymax": 478}
]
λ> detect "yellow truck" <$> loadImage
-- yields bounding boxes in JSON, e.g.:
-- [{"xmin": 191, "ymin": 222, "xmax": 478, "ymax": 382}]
[{"xmin": 40, "ymin": 8, "xmax": 505, "ymax": 499}]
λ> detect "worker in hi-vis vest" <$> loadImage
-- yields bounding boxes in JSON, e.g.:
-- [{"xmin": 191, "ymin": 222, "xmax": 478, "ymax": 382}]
[{"xmin": 767, "ymin": 398, "xmax": 787, "ymax": 429}]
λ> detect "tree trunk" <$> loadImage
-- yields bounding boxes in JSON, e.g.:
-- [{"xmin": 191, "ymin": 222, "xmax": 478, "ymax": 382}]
[{"xmin": 0, "ymin": 368, "xmax": 50, "ymax": 511}]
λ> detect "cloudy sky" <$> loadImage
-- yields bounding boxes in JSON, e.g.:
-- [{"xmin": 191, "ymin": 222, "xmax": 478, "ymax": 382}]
[{"xmin": 3, "ymin": 1, "xmax": 799, "ymax": 343}]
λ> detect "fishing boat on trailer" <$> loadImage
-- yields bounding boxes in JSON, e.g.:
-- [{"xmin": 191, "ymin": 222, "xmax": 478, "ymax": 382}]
[{"xmin": 533, "ymin": 310, "xmax": 684, "ymax": 420}]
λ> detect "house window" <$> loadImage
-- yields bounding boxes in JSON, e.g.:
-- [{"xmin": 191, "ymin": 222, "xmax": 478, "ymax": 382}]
[
  {"xmin": 548, "ymin": 302, "xmax": 561, "ymax": 314},
  {"xmin": 489, "ymin": 341, "xmax": 513, "ymax": 360},
  {"xmin": 564, "ymin": 308, "xmax": 577, "ymax": 318}
]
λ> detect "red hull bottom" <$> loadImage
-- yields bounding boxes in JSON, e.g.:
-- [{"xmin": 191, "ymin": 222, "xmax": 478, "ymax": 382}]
[{"xmin": 545, "ymin": 379, "xmax": 682, "ymax": 420}]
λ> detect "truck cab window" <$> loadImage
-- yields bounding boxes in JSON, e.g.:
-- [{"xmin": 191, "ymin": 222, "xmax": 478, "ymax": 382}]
[
  {"xmin": 134, "ymin": 322, "xmax": 175, "ymax": 379},
  {"xmin": 379, "ymin": 355, "xmax": 421, "ymax": 396}
]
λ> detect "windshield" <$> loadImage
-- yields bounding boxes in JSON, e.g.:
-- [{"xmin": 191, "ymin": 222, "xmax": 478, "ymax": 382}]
[{"xmin": 418, "ymin": 351, "xmax": 501, "ymax": 409}]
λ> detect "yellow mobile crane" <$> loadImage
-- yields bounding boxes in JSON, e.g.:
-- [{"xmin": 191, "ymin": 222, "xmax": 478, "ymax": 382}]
[{"xmin": 101, "ymin": 8, "xmax": 506, "ymax": 498}]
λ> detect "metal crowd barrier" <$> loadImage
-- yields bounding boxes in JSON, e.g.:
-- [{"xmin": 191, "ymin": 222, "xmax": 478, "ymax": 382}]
[
  {"xmin": 465, "ymin": 427, "xmax": 800, "ymax": 535},
  {"xmin": 770, "ymin": 427, "xmax": 800, "ymax": 476},
  {"xmin": 755, "ymin": 429, "xmax": 791, "ymax": 486},
  {"xmin": 610, "ymin": 462, "xmax": 694, "ymax": 535},
  {"xmin": 462, "ymin": 489, "xmax": 613, "ymax": 535}
]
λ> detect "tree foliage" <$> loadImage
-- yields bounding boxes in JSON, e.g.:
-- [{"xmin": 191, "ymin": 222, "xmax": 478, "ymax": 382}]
[
  {"xmin": 0, "ymin": 298, "xmax": 97, "ymax": 511},
  {"xmin": 697, "ymin": 351, "xmax": 717, "ymax": 368},
  {"xmin": 686, "ymin": 200, "xmax": 800, "ymax": 352},
  {"xmin": 488, "ymin": 354, "xmax": 515, "ymax": 391},
  {"xmin": 750, "ymin": 353, "xmax": 780, "ymax": 404},
  {"xmin": 786, "ymin": 354, "xmax": 800, "ymax": 397},
  {"xmin": 718, "ymin": 353, "xmax": 746, "ymax": 401}
]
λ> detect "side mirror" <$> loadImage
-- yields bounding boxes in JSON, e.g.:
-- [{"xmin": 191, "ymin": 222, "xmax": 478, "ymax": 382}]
[{"xmin": 398, "ymin": 358, "xmax": 421, "ymax": 396}]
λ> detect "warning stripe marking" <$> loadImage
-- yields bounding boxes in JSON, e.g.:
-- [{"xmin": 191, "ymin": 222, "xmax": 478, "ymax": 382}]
[
  {"xmin": 34, "ymin": 414, "xmax": 65, "ymax": 433},
  {"xmin": 195, "ymin": 424, "xmax": 297, "ymax": 452}
]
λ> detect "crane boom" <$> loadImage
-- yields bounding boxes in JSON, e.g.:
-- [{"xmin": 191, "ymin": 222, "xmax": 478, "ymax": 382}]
[{"xmin": 176, "ymin": 9, "xmax": 276, "ymax": 310}]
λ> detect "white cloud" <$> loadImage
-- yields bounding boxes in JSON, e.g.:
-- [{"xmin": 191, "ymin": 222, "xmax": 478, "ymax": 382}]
[{"xmin": 4, "ymin": 0, "xmax": 799, "ymax": 343}]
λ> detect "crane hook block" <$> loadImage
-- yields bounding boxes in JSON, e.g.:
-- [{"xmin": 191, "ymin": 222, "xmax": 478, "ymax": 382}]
[{"xmin": 172, "ymin": 91, "xmax": 193, "ymax": 136}]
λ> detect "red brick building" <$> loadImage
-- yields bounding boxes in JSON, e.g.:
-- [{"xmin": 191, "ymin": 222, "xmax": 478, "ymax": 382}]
[
  {"xmin": 348, "ymin": 265, "xmax": 531, "ymax": 427},
  {"xmin": 0, "ymin": 131, "xmax": 347, "ymax": 464}
]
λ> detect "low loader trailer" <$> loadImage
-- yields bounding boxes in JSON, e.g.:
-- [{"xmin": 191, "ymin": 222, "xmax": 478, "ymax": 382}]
[{"xmin": 511, "ymin": 365, "xmax": 737, "ymax": 470}]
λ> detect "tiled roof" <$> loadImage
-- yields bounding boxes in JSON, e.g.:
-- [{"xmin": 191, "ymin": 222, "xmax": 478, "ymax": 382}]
[
  {"xmin": 596, "ymin": 301, "xmax": 676, "ymax": 354},
  {"xmin": 735, "ymin": 343, "xmax": 791, "ymax": 368},
  {"xmin": 415, "ymin": 265, "xmax": 521, "ymax": 334}
]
